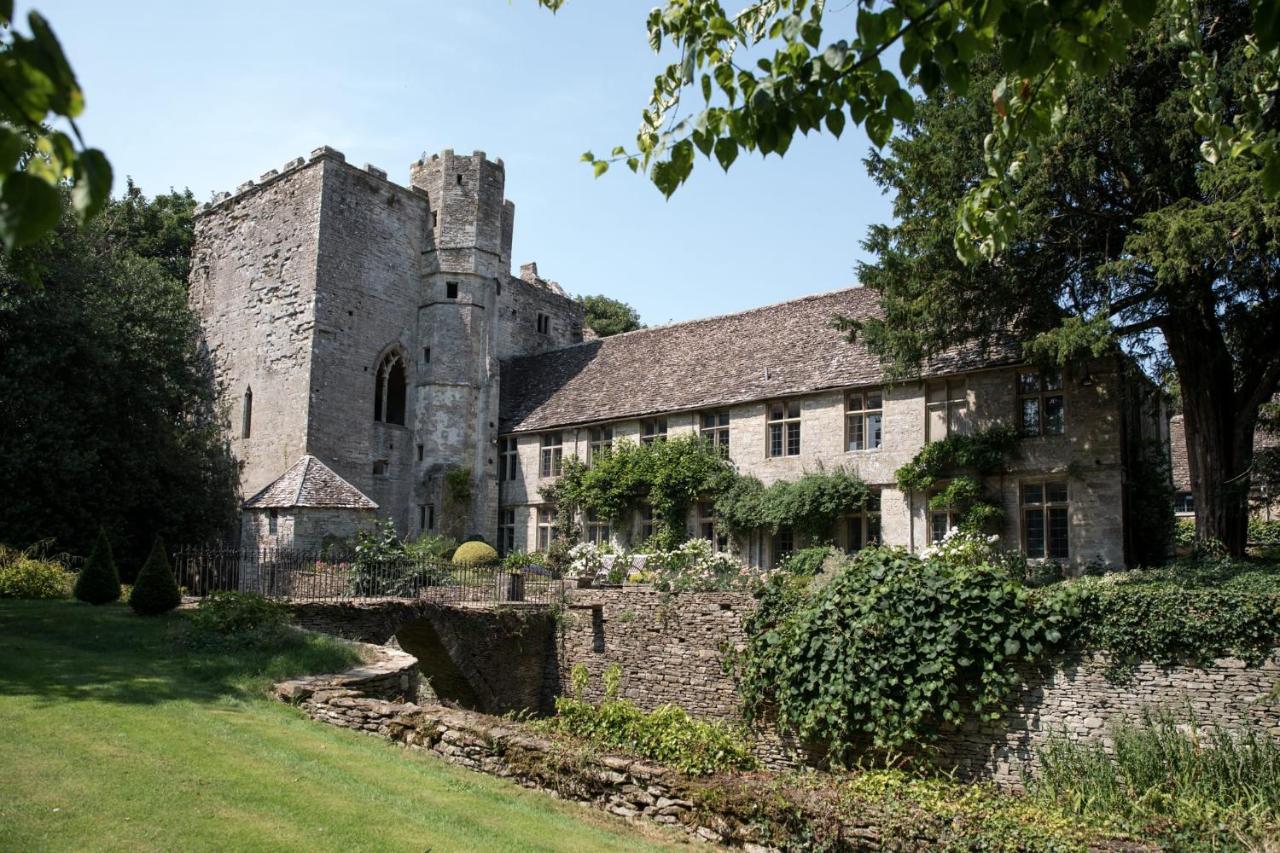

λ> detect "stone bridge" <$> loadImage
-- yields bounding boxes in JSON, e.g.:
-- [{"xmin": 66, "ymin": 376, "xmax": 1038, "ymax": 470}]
[{"xmin": 286, "ymin": 599, "xmax": 559, "ymax": 715}]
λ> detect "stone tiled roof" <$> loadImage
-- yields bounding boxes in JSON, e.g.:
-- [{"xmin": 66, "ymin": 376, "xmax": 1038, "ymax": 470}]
[
  {"xmin": 1169, "ymin": 415, "xmax": 1191, "ymax": 491},
  {"xmin": 243, "ymin": 455, "xmax": 378, "ymax": 510},
  {"xmin": 500, "ymin": 287, "xmax": 1022, "ymax": 433}
]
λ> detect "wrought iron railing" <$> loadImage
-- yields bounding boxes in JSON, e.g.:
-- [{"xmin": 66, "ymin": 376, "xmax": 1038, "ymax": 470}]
[{"xmin": 172, "ymin": 546, "xmax": 564, "ymax": 606}]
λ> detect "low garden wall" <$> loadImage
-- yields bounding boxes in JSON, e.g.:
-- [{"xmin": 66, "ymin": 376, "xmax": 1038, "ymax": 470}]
[
  {"xmin": 557, "ymin": 588, "xmax": 1280, "ymax": 784},
  {"xmin": 276, "ymin": 654, "xmax": 1144, "ymax": 850}
]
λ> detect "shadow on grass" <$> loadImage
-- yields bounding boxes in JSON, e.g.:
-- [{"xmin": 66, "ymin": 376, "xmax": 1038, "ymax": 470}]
[{"xmin": 0, "ymin": 599, "xmax": 358, "ymax": 706}]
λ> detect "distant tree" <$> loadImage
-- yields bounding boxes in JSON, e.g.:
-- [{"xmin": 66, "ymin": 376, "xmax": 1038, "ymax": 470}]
[
  {"xmin": 847, "ymin": 1, "xmax": 1279, "ymax": 555},
  {"xmin": 73, "ymin": 528, "xmax": 120, "ymax": 605},
  {"xmin": 577, "ymin": 294, "xmax": 643, "ymax": 337},
  {"xmin": 0, "ymin": 186, "xmax": 239, "ymax": 572},
  {"xmin": 0, "ymin": 6, "xmax": 111, "ymax": 249}
]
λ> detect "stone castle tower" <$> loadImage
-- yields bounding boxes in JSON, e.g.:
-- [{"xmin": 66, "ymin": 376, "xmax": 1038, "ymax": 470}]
[{"xmin": 188, "ymin": 146, "xmax": 584, "ymax": 548}]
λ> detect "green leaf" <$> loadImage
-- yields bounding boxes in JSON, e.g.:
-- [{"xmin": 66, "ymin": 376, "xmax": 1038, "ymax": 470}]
[
  {"xmin": 825, "ymin": 109, "xmax": 845, "ymax": 138},
  {"xmin": 1256, "ymin": 0, "xmax": 1280, "ymax": 50},
  {"xmin": 70, "ymin": 147, "xmax": 112, "ymax": 221},
  {"xmin": 1262, "ymin": 149, "xmax": 1280, "ymax": 196},
  {"xmin": 0, "ymin": 170, "xmax": 62, "ymax": 250},
  {"xmin": 592, "ymin": 160, "xmax": 609, "ymax": 178},
  {"xmin": 866, "ymin": 112, "xmax": 893, "ymax": 148}
]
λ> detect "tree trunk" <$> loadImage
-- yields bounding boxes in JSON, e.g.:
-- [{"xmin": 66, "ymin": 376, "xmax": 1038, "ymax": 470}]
[{"xmin": 1164, "ymin": 316, "xmax": 1258, "ymax": 556}]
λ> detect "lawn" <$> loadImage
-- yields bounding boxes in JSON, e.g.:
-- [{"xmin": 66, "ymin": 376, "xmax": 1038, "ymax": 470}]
[{"xmin": 0, "ymin": 600, "xmax": 679, "ymax": 852}]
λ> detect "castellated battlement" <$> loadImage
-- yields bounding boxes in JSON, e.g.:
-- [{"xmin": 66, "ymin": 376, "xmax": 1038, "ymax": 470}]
[{"xmin": 195, "ymin": 145, "xmax": 437, "ymax": 217}]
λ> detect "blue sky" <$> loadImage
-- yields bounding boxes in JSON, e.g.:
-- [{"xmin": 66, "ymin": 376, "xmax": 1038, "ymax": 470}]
[{"xmin": 38, "ymin": 0, "xmax": 894, "ymax": 325}]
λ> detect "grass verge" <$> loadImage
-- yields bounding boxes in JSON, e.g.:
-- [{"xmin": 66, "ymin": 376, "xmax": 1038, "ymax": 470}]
[{"xmin": 0, "ymin": 599, "xmax": 678, "ymax": 852}]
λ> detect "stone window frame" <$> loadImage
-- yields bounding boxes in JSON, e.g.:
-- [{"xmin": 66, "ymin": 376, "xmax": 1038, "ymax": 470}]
[
  {"xmin": 700, "ymin": 410, "xmax": 730, "ymax": 457},
  {"xmin": 766, "ymin": 400, "xmax": 802, "ymax": 458},
  {"xmin": 1017, "ymin": 368, "xmax": 1065, "ymax": 437},
  {"xmin": 584, "ymin": 509, "xmax": 611, "ymax": 545},
  {"xmin": 268, "ymin": 508, "xmax": 278, "ymax": 536},
  {"xmin": 638, "ymin": 504, "xmax": 655, "ymax": 542},
  {"xmin": 498, "ymin": 507, "xmax": 516, "ymax": 555},
  {"xmin": 640, "ymin": 418, "xmax": 668, "ymax": 445},
  {"xmin": 446, "ymin": 280, "xmax": 459, "ymax": 299},
  {"xmin": 1174, "ymin": 491, "xmax": 1195, "ymax": 515},
  {"xmin": 772, "ymin": 526, "xmax": 795, "ymax": 567},
  {"xmin": 536, "ymin": 312, "xmax": 550, "ymax": 334},
  {"xmin": 588, "ymin": 425, "xmax": 614, "ymax": 464},
  {"xmin": 1022, "ymin": 480, "xmax": 1069, "ymax": 560},
  {"xmin": 845, "ymin": 490, "xmax": 882, "ymax": 553},
  {"xmin": 925, "ymin": 377, "xmax": 969, "ymax": 442},
  {"xmin": 373, "ymin": 349, "xmax": 408, "ymax": 427},
  {"xmin": 419, "ymin": 503, "xmax": 435, "ymax": 532},
  {"xmin": 845, "ymin": 389, "xmax": 883, "ymax": 452},
  {"xmin": 539, "ymin": 432, "xmax": 563, "ymax": 478},
  {"xmin": 499, "ymin": 437, "xmax": 519, "ymax": 482},
  {"xmin": 697, "ymin": 501, "xmax": 728, "ymax": 552},
  {"xmin": 536, "ymin": 505, "xmax": 557, "ymax": 551},
  {"xmin": 927, "ymin": 484, "xmax": 960, "ymax": 545}
]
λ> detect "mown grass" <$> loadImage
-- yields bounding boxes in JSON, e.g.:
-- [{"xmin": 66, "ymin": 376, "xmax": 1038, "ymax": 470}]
[{"xmin": 0, "ymin": 600, "xmax": 679, "ymax": 852}]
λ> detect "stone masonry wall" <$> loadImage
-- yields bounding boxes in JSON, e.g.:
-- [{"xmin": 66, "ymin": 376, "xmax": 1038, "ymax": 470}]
[
  {"xmin": 501, "ymin": 356, "xmax": 1136, "ymax": 568},
  {"xmin": 278, "ymin": 651, "xmax": 1031, "ymax": 850},
  {"xmin": 558, "ymin": 588, "xmax": 1280, "ymax": 782}
]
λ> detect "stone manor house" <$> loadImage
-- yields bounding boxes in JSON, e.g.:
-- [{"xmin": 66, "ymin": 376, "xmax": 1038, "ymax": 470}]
[{"xmin": 190, "ymin": 146, "xmax": 1165, "ymax": 569}]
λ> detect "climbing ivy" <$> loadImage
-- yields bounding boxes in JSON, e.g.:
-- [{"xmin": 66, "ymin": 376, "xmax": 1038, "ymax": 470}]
[
  {"xmin": 736, "ymin": 546, "xmax": 1077, "ymax": 757},
  {"xmin": 714, "ymin": 468, "xmax": 870, "ymax": 541},
  {"xmin": 544, "ymin": 436, "xmax": 735, "ymax": 549},
  {"xmin": 895, "ymin": 426, "xmax": 1017, "ymax": 531}
]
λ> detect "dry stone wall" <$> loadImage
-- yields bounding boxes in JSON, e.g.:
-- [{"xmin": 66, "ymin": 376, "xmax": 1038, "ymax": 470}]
[{"xmin": 557, "ymin": 588, "xmax": 1280, "ymax": 781}]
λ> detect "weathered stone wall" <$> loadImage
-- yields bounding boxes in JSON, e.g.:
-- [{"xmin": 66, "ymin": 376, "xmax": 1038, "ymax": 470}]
[
  {"xmin": 278, "ymin": 656, "xmax": 1040, "ymax": 850},
  {"xmin": 285, "ymin": 600, "xmax": 556, "ymax": 715},
  {"xmin": 189, "ymin": 155, "xmax": 326, "ymax": 502},
  {"xmin": 500, "ymin": 356, "xmax": 1140, "ymax": 569},
  {"xmin": 557, "ymin": 588, "xmax": 1280, "ymax": 782},
  {"xmin": 240, "ymin": 506, "xmax": 375, "ymax": 552}
]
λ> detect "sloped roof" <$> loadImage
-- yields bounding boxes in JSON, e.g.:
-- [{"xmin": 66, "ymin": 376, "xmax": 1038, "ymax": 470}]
[
  {"xmin": 243, "ymin": 455, "xmax": 377, "ymax": 510},
  {"xmin": 499, "ymin": 287, "xmax": 1021, "ymax": 433}
]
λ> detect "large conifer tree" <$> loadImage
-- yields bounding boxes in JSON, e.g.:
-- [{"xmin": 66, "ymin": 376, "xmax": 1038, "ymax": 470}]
[{"xmin": 851, "ymin": 0, "xmax": 1279, "ymax": 554}]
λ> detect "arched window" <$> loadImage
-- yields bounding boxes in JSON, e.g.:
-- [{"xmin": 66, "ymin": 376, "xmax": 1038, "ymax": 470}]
[
  {"xmin": 242, "ymin": 387, "xmax": 253, "ymax": 439},
  {"xmin": 374, "ymin": 352, "xmax": 406, "ymax": 426}
]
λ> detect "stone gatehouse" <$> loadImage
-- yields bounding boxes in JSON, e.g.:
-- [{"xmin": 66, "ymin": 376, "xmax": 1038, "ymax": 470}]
[{"xmin": 191, "ymin": 145, "xmax": 1166, "ymax": 568}]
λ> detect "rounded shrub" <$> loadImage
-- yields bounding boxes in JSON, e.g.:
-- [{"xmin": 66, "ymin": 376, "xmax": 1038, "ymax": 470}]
[
  {"xmin": 0, "ymin": 556, "xmax": 72, "ymax": 599},
  {"xmin": 451, "ymin": 540, "xmax": 498, "ymax": 567},
  {"xmin": 129, "ymin": 536, "xmax": 182, "ymax": 615},
  {"xmin": 74, "ymin": 528, "xmax": 121, "ymax": 605}
]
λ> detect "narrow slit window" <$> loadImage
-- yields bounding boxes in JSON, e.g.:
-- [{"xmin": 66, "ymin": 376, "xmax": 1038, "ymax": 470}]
[
  {"xmin": 446, "ymin": 281, "xmax": 459, "ymax": 300},
  {"xmin": 241, "ymin": 387, "xmax": 253, "ymax": 439}
]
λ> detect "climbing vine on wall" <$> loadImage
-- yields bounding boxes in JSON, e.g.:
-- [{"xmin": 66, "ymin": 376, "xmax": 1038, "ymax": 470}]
[
  {"xmin": 735, "ymin": 546, "xmax": 1077, "ymax": 757},
  {"xmin": 894, "ymin": 426, "xmax": 1018, "ymax": 531},
  {"xmin": 714, "ymin": 468, "xmax": 871, "ymax": 540},
  {"xmin": 542, "ymin": 436, "xmax": 735, "ymax": 549}
]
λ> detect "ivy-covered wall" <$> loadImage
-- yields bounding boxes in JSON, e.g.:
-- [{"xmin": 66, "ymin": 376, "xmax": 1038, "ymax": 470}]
[{"xmin": 558, "ymin": 588, "xmax": 1280, "ymax": 783}]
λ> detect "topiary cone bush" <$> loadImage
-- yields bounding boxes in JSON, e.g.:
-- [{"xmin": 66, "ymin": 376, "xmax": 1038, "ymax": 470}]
[
  {"xmin": 129, "ymin": 535, "xmax": 181, "ymax": 615},
  {"xmin": 451, "ymin": 540, "xmax": 498, "ymax": 567},
  {"xmin": 74, "ymin": 528, "xmax": 121, "ymax": 605}
]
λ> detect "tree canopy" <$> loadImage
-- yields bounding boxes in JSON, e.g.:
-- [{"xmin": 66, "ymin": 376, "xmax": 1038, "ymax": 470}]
[
  {"xmin": 0, "ymin": 182, "xmax": 239, "ymax": 570},
  {"xmin": 850, "ymin": 0, "xmax": 1278, "ymax": 552},
  {"xmin": 577, "ymin": 293, "xmax": 644, "ymax": 336},
  {"xmin": 539, "ymin": 0, "xmax": 1279, "ymax": 261}
]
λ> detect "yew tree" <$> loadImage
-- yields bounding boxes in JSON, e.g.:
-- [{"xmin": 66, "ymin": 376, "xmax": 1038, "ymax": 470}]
[{"xmin": 850, "ymin": 0, "xmax": 1279, "ymax": 554}]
